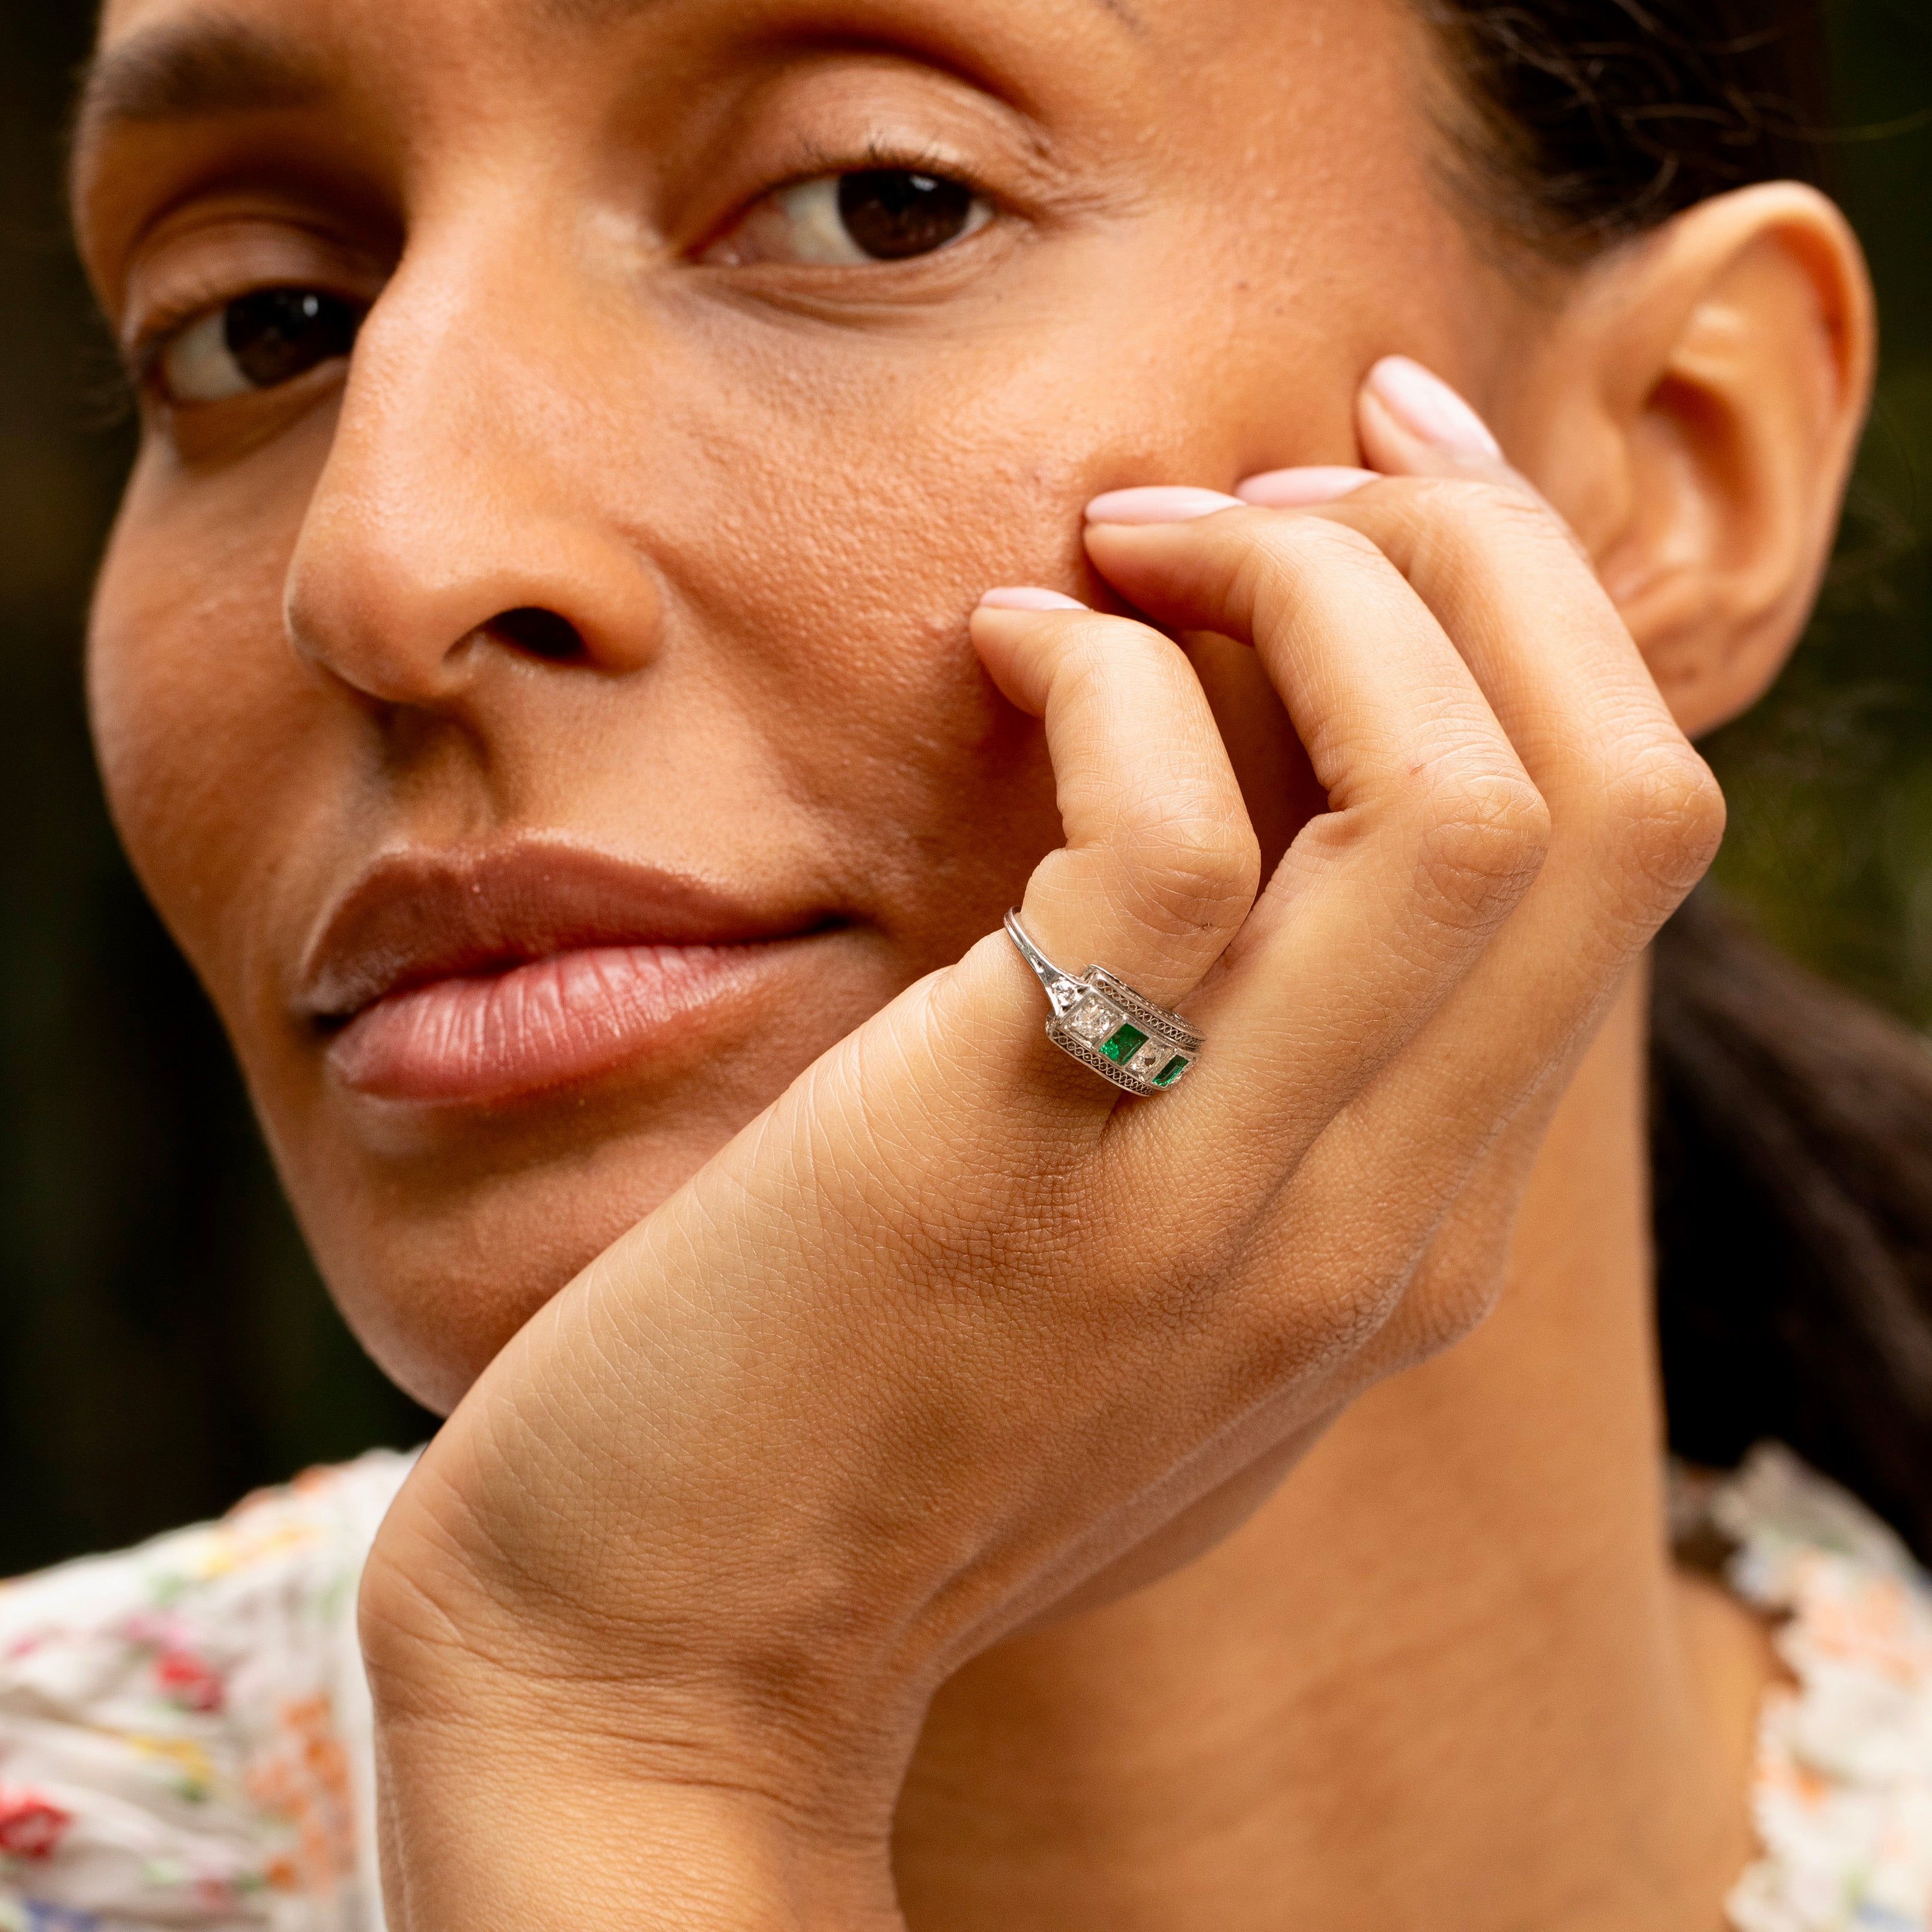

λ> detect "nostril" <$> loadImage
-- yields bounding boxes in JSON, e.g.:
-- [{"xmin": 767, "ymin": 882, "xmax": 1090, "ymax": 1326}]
[{"xmin": 488, "ymin": 606, "xmax": 587, "ymax": 663}]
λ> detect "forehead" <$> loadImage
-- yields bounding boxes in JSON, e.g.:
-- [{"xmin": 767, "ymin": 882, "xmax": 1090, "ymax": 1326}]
[
  {"xmin": 74, "ymin": 0, "xmax": 1428, "ymax": 245},
  {"xmin": 84, "ymin": 0, "xmax": 1396, "ymax": 122},
  {"xmin": 93, "ymin": 0, "xmax": 1162, "ymax": 67},
  {"xmin": 77, "ymin": 0, "xmax": 1438, "ymax": 210},
  {"xmin": 80, "ymin": 0, "xmax": 1160, "ymax": 180},
  {"xmin": 73, "ymin": 0, "xmax": 1455, "ymax": 343}
]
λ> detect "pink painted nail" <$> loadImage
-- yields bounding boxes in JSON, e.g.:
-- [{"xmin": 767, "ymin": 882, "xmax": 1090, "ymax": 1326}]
[
  {"xmin": 1234, "ymin": 466, "xmax": 1379, "ymax": 507},
  {"xmin": 1366, "ymin": 356, "xmax": 1501, "ymax": 457},
  {"xmin": 979, "ymin": 587, "xmax": 1089, "ymax": 612},
  {"xmin": 1084, "ymin": 486, "xmax": 1247, "ymax": 526}
]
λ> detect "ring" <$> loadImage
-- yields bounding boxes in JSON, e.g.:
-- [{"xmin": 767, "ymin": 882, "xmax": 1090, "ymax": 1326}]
[{"xmin": 1004, "ymin": 910, "xmax": 1203, "ymax": 1096}]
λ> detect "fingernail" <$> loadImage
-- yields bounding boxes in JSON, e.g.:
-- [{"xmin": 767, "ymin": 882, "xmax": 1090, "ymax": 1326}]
[
  {"xmin": 979, "ymin": 587, "xmax": 1090, "ymax": 612},
  {"xmin": 1234, "ymin": 466, "xmax": 1379, "ymax": 507},
  {"xmin": 1366, "ymin": 356, "xmax": 1501, "ymax": 457},
  {"xmin": 1084, "ymin": 486, "xmax": 1246, "ymax": 526}
]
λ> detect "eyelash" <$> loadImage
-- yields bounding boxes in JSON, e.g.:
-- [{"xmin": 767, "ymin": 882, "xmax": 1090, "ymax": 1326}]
[
  {"xmin": 125, "ymin": 281, "xmax": 353, "ymax": 391},
  {"xmin": 124, "ymin": 138, "xmax": 1000, "ymax": 400},
  {"xmin": 722, "ymin": 136, "xmax": 997, "ymax": 238},
  {"xmin": 790, "ymin": 135, "xmax": 976, "ymax": 185},
  {"xmin": 127, "ymin": 292, "xmax": 226, "ymax": 390}
]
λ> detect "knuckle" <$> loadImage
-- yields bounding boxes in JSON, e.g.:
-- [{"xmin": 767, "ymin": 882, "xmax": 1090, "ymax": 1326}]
[
  {"xmin": 1603, "ymin": 737, "xmax": 1727, "ymax": 902},
  {"xmin": 1235, "ymin": 514, "xmax": 1388, "ymax": 603},
  {"xmin": 1132, "ymin": 1224, "xmax": 1248, "ymax": 1329},
  {"xmin": 1114, "ymin": 801, "xmax": 1262, "ymax": 937},
  {"xmin": 1201, "ymin": 1252, "xmax": 1411, "ymax": 1414},
  {"xmin": 1408, "ymin": 757, "xmax": 1551, "ymax": 927},
  {"xmin": 1392, "ymin": 475, "xmax": 1593, "ymax": 570},
  {"xmin": 1385, "ymin": 1267, "xmax": 1504, "ymax": 1370},
  {"xmin": 1379, "ymin": 1207, "xmax": 1523, "ymax": 1370},
  {"xmin": 1408, "ymin": 473, "xmax": 1565, "ymax": 535},
  {"xmin": 1056, "ymin": 625, "xmax": 1158, "ymax": 699}
]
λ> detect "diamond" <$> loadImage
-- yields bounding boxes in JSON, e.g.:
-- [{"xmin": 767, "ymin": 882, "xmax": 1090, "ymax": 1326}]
[
  {"xmin": 1069, "ymin": 996, "xmax": 1120, "ymax": 1044},
  {"xmin": 1129, "ymin": 1040, "xmax": 1169, "ymax": 1080},
  {"xmin": 1154, "ymin": 1055, "xmax": 1191, "ymax": 1087},
  {"xmin": 1101, "ymin": 1022, "xmax": 1149, "ymax": 1065}
]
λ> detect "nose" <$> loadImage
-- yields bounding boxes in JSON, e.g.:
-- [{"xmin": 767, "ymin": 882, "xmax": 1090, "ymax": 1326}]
[{"xmin": 284, "ymin": 235, "xmax": 664, "ymax": 709}]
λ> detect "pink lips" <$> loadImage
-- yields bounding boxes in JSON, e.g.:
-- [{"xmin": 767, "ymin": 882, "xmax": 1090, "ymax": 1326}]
[{"xmin": 299, "ymin": 841, "xmax": 830, "ymax": 1106}]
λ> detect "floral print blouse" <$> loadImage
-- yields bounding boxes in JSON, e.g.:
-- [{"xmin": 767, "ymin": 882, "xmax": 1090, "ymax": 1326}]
[
  {"xmin": 0, "ymin": 1451, "xmax": 410, "ymax": 1931},
  {"xmin": 1, "ymin": 1442, "xmax": 1928, "ymax": 1930}
]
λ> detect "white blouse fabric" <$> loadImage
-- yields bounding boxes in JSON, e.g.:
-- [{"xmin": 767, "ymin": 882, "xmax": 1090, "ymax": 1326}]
[
  {"xmin": 0, "ymin": 1443, "xmax": 1928, "ymax": 1930},
  {"xmin": 1705, "ymin": 1446, "xmax": 1932, "ymax": 1932},
  {"xmin": 0, "ymin": 1452, "xmax": 410, "ymax": 1931}
]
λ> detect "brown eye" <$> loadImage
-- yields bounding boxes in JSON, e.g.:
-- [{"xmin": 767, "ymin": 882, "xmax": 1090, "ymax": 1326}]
[
  {"xmin": 834, "ymin": 171, "xmax": 980, "ymax": 260},
  {"xmin": 157, "ymin": 288, "xmax": 362, "ymax": 404},
  {"xmin": 709, "ymin": 169, "xmax": 992, "ymax": 268}
]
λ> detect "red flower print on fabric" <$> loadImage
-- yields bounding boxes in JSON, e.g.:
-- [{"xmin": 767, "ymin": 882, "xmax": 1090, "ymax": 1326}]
[
  {"xmin": 0, "ymin": 1785, "xmax": 72, "ymax": 1859},
  {"xmin": 122, "ymin": 1613, "xmax": 227, "ymax": 1713},
  {"xmin": 154, "ymin": 1648, "xmax": 225, "ymax": 1713}
]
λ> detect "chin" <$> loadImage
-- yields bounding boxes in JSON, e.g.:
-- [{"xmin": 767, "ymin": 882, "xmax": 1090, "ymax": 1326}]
[
  {"xmin": 288, "ymin": 1107, "xmax": 749, "ymax": 1416},
  {"xmin": 255, "ymin": 957, "xmax": 889, "ymax": 1414}
]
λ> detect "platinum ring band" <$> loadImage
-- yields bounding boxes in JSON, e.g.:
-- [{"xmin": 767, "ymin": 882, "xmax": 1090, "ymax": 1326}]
[{"xmin": 1004, "ymin": 910, "xmax": 1203, "ymax": 1097}]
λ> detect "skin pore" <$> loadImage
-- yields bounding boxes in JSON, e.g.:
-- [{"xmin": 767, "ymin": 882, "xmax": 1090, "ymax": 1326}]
[{"xmin": 71, "ymin": 0, "xmax": 1871, "ymax": 1925}]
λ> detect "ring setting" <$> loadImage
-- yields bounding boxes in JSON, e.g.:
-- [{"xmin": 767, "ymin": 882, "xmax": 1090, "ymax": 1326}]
[{"xmin": 1004, "ymin": 910, "xmax": 1203, "ymax": 1097}]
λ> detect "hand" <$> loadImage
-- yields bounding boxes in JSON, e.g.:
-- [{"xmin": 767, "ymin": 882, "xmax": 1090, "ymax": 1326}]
[{"xmin": 357, "ymin": 360, "xmax": 1722, "ymax": 1931}]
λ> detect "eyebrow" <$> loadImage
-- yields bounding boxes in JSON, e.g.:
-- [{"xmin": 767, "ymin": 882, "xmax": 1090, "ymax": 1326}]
[
  {"xmin": 539, "ymin": 0, "xmax": 1143, "ymax": 29},
  {"xmin": 73, "ymin": 14, "xmax": 328, "ymax": 155},
  {"xmin": 74, "ymin": 0, "xmax": 1145, "ymax": 161}
]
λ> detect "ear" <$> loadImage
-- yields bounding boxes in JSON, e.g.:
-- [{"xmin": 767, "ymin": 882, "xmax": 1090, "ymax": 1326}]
[{"xmin": 1514, "ymin": 184, "xmax": 1875, "ymax": 740}]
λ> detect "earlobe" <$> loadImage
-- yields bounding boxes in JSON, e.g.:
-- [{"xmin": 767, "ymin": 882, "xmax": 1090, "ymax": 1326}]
[{"xmin": 1555, "ymin": 185, "xmax": 1875, "ymax": 741}]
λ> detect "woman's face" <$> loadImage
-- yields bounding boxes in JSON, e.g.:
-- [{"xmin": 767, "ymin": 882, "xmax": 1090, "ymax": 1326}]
[{"xmin": 76, "ymin": 0, "xmax": 1537, "ymax": 1409}]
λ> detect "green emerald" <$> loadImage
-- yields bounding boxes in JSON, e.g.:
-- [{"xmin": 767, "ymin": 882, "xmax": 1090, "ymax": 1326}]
[
  {"xmin": 1101, "ymin": 1023, "xmax": 1149, "ymax": 1065},
  {"xmin": 1154, "ymin": 1056, "xmax": 1190, "ymax": 1087}
]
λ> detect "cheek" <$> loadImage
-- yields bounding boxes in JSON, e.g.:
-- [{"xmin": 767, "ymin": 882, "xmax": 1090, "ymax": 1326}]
[
  {"xmin": 87, "ymin": 422, "xmax": 365, "ymax": 1305},
  {"xmin": 634, "ymin": 240, "xmax": 1349, "ymax": 908},
  {"xmin": 642, "ymin": 252, "xmax": 1243, "ymax": 772},
  {"xmin": 88, "ymin": 445, "xmax": 315, "ymax": 998}
]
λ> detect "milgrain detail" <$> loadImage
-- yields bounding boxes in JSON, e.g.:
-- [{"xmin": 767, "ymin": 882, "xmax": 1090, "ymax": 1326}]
[{"xmin": 1005, "ymin": 913, "xmax": 1203, "ymax": 1099}]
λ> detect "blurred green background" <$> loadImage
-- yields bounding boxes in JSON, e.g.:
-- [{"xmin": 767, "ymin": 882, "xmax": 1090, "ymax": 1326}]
[
  {"xmin": 2, "ymin": 4, "xmax": 1929, "ymax": 1573},
  {"xmin": 1716, "ymin": 7, "xmax": 1932, "ymax": 1006}
]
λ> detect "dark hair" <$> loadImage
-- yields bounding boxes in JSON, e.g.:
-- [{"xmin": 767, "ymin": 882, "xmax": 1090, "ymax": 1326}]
[
  {"xmin": 1424, "ymin": 0, "xmax": 1835, "ymax": 257},
  {"xmin": 1426, "ymin": 0, "xmax": 1932, "ymax": 1563}
]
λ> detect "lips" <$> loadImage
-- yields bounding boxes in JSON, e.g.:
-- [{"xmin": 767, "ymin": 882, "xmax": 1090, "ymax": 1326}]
[{"xmin": 299, "ymin": 840, "xmax": 834, "ymax": 1105}]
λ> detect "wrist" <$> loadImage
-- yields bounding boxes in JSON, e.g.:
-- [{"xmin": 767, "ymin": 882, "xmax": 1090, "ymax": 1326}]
[
  {"xmin": 371, "ymin": 1697, "xmax": 903, "ymax": 1932},
  {"xmin": 360, "ymin": 1574, "xmax": 907, "ymax": 1932}
]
